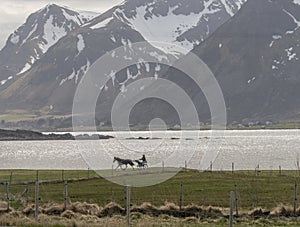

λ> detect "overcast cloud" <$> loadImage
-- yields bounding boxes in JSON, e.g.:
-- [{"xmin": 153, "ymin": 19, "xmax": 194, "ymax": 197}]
[{"xmin": 0, "ymin": 0, "xmax": 122, "ymax": 48}]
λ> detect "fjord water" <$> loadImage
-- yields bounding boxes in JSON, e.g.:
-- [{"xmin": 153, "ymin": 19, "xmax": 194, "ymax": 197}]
[{"xmin": 0, "ymin": 130, "xmax": 299, "ymax": 170}]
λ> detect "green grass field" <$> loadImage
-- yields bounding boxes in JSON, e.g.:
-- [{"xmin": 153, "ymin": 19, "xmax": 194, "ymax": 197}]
[{"xmin": 0, "ymin": 169, "xmax": 299, "ymax": 210}]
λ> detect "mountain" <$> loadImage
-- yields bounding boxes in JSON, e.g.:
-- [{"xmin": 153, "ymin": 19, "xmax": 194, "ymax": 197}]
[
  {"xmin": 116, "ymin": 0, "xmax": 246, "ymax": 54},
  {"xmin": 0, "ymin": 0, "xmax": 247, "ymax": 129},
  {"xmin": 3, "ymin": 0, "xmax": 300, "ymax": 128},
  {"xmin": 0, "ymin": 4, "xmax": 174, "ymax": 122},
  {"xmin": 162, "ymin": 0, "xmax": 300, "ymax": 124},
  {"xmin": 0, "ymin": 4, "xmax": 99, "ymax": 90}
]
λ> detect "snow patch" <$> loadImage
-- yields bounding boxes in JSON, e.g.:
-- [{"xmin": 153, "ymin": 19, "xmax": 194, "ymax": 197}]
[
  {"xmin": 149, "ymin": 51, "xmax": 168, "ymax": 62},
  {"xmin": 61, "ymin": 8, "xmax": 83, "ymax": 25},
  {"xmin": 10, "ymin": 32, "xmax": 20, "ymax": 44},
  {"xmin": 145, "ymin": 63, "xmax": 150, "ymax": 72},
  {"xmin": 90, "ymin": 17, "xmax": 113, "ymax": 29},
  {"xmin": 110, "ymin": 35, "xmax": 116, "ymax": 43},
  {"xmin": 272, "ymin": 35, "xmax": 282, "ymax": 40},
  {"xmin": 293, "ymin": 0, "xmax": 300, "ymax": 5},
  {"xmin": 17, "ymin": 63, "xmax": 31, "ymax": 75},
  {"xmin": 285, "ymin": 47, "xmax": 298, "ymax": 61},
  {"xmin": 77, "ymin": 34, "xmax": 85, "ymax": 53},
  {"xmin": 0, "ymin": 80, "xmax": 7, "ymax": 85},
  {"xmin": 40, "ymin": 15, "xmax": 67, "ymax": 53},
  {"xmin": 283, "ymin": 9, "xmax": 300, "ymax": 34},
  {"xmin": 125, "ymin": 2, "xmax": 222, "ymax": 54},
  {"xmin": 78, "ymin": 10, "xmax": 99, "ymax": 22},
  {"xmin": 23, "ymin": 24, "xmax": 38, "ymax": 44},
  {"xmin": 247, "ymin": 77, "xmax": 256, "ymax": 84},
  {"xmin": 155, "ymin": 64, "xmax": 161, "ymax": 72},
  {"xmin": 60, "ymin": 60, "xmax": 90, "ymax": 86},
  {"xmin": 0, "ymin": 75, "xmax": 13, "ymax": 86}
]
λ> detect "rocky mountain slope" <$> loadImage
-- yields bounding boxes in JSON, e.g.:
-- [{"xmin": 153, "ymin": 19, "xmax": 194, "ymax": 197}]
[
  {"xmin": 0, "ymin": 0, "xmax": 247, "ymax": 128},
  {"xmin": 1, "ymin": 0, "xmax": 300, "ymax": 128},
  {"xmin": 168, "ymin": 0, "xmax": 300, "ymax": 123},
  {"xmin": 0, "ymin": 4, "xmax": 98, "ymax": 90}
]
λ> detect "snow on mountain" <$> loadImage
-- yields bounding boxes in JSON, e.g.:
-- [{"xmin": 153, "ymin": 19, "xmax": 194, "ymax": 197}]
[
  {"xmin": 187, "ymin": 0, "xmax": 300, "ymax": 122},
  {"xmin": 0, "ymin": 4, "xmax": 98, "ymax": 88},
  {"xmin": 116, "ymin": 0, "xmax": 247, "ymax": 54}
]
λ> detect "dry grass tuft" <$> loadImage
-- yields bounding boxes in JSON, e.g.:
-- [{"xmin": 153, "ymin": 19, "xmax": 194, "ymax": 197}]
[
  {"xmin": 249, "ymin": 207, "xmax": 270, "ymax": 218},
  {"xmin": 22, "ymin": 204, "xmax": 36, "ymax": 216},
  {"xmin": 42, "ymin": 202, "xmax": 64, "ymax": 215},
  {"xmin": 271, "ymin": 204, "xmax": 294, "ymax": 217},
  {"xmin": 132, "ymin": 202, "xmax": 158, "ymax": 215},
  {"xmin": 69, "ymin": 202, "xmax": 102, "ymax": 216},
  {"xmin": 61, "ymin": 210, "xmax": 78, "ymax": 219},
  {"xmin": 99, "ymin": 202, "xmax": 124, "ymax": 217},
  {"xmin": 159, "ymin": 202, "xmax": 179, "ymax": 211}
]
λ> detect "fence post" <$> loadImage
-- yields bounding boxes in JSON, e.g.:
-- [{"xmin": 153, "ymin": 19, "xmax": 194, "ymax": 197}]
[
  {"xmin": 234, "ymin": 181, "xmax": 239, "ymax": 217},
  {"xmin": 124, "ymin": 186, "xmax": 127, "ymax": 209},
  {"xmin": 9, "ymin": 172, "xmax": 12, "ymax": 185},
  {"xmin": 35, "ymin": 180, "xmax": 39, "ymax": 220},
  {"xmin": 162, "ymin": 161, "xmax": 164, "ymax": 173},
  {"xmin": 88, "ymin": 167, "xmax": 90, "ymax": 179},
  {"xmin": 25, "ymin": 183, "xmax": 29, "ymax": 206},
  {"xmin": 294, "ymin": 182, "xmax": 297, "ymax": 217},
  {"xmin": 229, "ymin": 191, "xmax": 234, "ymax": 227},
  {"xmin": 210, "ymin": 161, "xmax": 213, "ymax": 172},
  {"xmin": 64, "ymin": 181, "xmax": 68, "ymax": 211},
  {"xmin": 6, "ymin": 181, "xmax": 9, "ymax": 212},
  {"xmin": 179, "ymin": 182, "xmax": 183, "ymax": 211},
  {"xmin": 36, "ymin": 170, "xmax": 39, "ymax": 182},
  {"xmin": 126, "ymin": 185, "xmax": 131, "ymax": 226},
  {"xmin": 279, "ymin": 165, "xmax": 282, "ymax": 176},
  {"xmin": 232, "ymin": 163, "xmax": 234, "ymax": 174}
]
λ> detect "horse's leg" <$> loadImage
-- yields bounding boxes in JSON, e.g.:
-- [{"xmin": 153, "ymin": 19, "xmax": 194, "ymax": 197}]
[{"xmin": 120, "ymin": 164, "xmax": 126, "ymax": 170}]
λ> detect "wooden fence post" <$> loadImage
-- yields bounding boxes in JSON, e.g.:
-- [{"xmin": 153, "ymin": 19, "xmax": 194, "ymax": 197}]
[
  {"xmin": 88, "ymin": 167, "xmax": 90, "ymax": 179},
  {"xmin": 162, "ymin": 161, "xmax": 164, "ymax": 173},
  {"xmin": 124, "ymin": 186, "xmax": 127, "ymax": 209},
  {"xmin": 64, "ymin": 181, "xmax": 68, "ymax": 211},
  {"xmin": 25, "ymin": 184, "xmax": 29, "ymax": 206},
  {"xmin": 9, "ymin": 172, "xmax": 12, "ymax": 185},
  {"xmin": 36, "ymin": 170, "xmax": 39, "ymax": 182},
  {"xmin": 294, "ymin": 181, "xmax": 297, "ymax": 217},
  {"xmin": 229, "ymin": 191, "xmax": 234, "ymax": 227},
  {"xmin": 6, "ymin": 181, "xmax": 9, "ymax": 212},
  {"xmin": 210, "ymin": 161, "xmax": 213, "ymax": 172},
  {"xmin": 279, "ymin": 165, "xmax": 282, "ymax": 176},
  {"xmin": 179, "ymin": 182, "xmax": 183, "ymax": 211},
  {"xmin": 35, "ymin": 180, "xmax": 39, "ymax": 220},
  {"xmin": 126, "ymin": 185, "xmax": 131, "ymax": 226},
  {"xmin": 232, "ymin": 163, "xmax": 234, "ymax": 174},
  {"xmin": 234, "ymin": 181, "xmax": 239, "ymax": 217}
]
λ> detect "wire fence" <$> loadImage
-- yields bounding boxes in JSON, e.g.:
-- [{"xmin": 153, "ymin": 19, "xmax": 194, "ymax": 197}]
[{"xmin": 0, "ymin": 169, "xmax": 300, "ymax": 215}]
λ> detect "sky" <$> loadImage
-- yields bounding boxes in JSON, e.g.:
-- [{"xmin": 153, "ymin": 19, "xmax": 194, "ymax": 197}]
[{"xmin": 0, "ymin": 0, "xmax": 123, "ymax": 48}]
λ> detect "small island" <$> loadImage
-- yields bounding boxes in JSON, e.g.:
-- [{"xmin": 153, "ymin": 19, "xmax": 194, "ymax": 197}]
[{"xmin": 0, "ymin": 129, "xmax": 114, "ymax": 141}]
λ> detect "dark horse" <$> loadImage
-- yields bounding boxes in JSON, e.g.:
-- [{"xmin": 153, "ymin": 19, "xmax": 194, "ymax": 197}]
[{"xmin": 113, "ymin": 156, "xmax": 135, "ymax": 170}]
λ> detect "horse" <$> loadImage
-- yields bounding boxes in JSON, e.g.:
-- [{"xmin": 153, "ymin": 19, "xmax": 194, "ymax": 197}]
[{"xmin": 113, "ymin": 156, "xmax": 135, "ymax": 170}]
